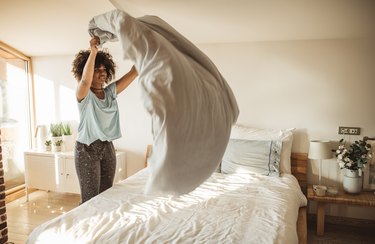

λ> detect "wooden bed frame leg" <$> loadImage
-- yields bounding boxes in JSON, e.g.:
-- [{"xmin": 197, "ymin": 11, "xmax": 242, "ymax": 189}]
[
  {"xmin": 297, "ymin": 206, "xmax": 307, "ymax": 244},
  {"xmin": 316, "ymin": 202, "xmax": 325, "ymax": 236}
]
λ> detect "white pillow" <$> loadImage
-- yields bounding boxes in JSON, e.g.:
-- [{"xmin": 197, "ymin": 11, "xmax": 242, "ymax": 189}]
[
  {"xmin": 230, "ymin": 124, "xmax": 294, "ymax": 174},
  {"xmin": 221, "ymin": 139, "xmax": 282, "ymax": 176}
]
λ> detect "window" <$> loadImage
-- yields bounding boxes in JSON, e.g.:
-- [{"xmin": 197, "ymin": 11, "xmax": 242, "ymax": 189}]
[{"xmin": 0, "ymin": 41, "xmax": 34, "ymax": 191}]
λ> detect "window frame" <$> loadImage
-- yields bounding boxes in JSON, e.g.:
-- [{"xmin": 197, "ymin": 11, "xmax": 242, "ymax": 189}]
[{"xmin": 0, "ymin": 41, "xmax": 36, "ymax": 149}]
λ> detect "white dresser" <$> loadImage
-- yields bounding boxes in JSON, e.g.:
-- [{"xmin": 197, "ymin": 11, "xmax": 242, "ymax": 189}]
[{"xmin": 24, "ymin": 150, "xmax": 126, "ymax": 198}]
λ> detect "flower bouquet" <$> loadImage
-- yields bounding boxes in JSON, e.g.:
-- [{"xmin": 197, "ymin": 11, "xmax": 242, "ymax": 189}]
[{"xmin": 335, "ymin": 137, "xmax": 372, "ymax": 172}]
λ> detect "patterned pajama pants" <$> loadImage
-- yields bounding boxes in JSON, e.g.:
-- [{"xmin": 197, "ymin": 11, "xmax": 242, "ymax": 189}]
[{"xmin": 75, "ymin": 140, "xmax": 116, "ymax": 204}]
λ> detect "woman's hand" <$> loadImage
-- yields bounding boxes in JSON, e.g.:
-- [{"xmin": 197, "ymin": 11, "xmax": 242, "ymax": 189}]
[{"xmin": 90, "ymin": 36, "xmax": 100, "ymax": 53}]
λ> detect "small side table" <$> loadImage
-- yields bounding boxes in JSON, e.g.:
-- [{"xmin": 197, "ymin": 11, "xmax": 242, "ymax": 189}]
[{"xmin": 307, "ymin": 185, "xmax": 375, "ymax": 236}]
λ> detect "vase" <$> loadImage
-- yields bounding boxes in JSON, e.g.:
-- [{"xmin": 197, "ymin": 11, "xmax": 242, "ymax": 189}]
[
  {"xmin": 62, "ymin": 134, "xmax": 74, "ymax": 152},
  {"xmin": 51, "ymin": 136, "xmax": 63, "ymax": 145},
  {"xmin": 45, "ymin": 145, "xmax": 51, "ymax": 152},
  {"xmin": 51, "ymin": 136, "xmax": 63, "ymax": 152},
  {"xmin": 343, "ymin": 169, "xmax": 362, "ymax": 194},
  {"xmin": 53, "ymin": 145, "xmax": 62, "ymax": 152}
]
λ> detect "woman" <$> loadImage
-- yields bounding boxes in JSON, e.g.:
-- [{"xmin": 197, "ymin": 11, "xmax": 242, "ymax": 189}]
[{"xmin": 71, "ymin": 36, "xmax": 138, "ymax": 203}]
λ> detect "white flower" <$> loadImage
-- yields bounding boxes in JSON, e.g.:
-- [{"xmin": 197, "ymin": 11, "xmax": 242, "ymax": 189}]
[{"xmin": 335, "ymin": 139, "xmax": 372, "ymax": 170}]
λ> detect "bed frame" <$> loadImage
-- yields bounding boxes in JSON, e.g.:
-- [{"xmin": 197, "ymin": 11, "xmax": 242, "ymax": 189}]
[
  {"xmin": 291, "ymin": 153, "xmax": 308, "ymax": 244},
  {"xmin": 143, "ymin": 146, "xmax": 308, "ymax": 244}
]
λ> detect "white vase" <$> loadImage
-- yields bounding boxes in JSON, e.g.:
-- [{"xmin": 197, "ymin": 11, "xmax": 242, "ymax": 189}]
[
  {"xmin": 343, "ymin": 169, "xmax": 362, "ymax": 194},
  {"xmin": 51, "ymin": 136, "xmax": 63, "ymax": 152},
  {"xmin": 45, "ymin": 145, "xmax": 51, "ymax": 152},
  {"xmin": 53, "ymin": 145, "xmax": 62, "ymax": 152},
  {"xmin": 62, "ymin": 134, "xmax": 74, "ymax": 152}
]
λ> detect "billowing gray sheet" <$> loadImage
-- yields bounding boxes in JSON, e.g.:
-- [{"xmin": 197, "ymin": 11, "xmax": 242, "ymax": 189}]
[{"xmin": 89, "ymin": 10, "xmax": 239, "ymax": 195}]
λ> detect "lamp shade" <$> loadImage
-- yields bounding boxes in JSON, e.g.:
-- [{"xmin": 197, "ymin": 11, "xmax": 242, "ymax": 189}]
[{"xmin": 308, "ymin": 140, "xmax": 332, "ymax": 159}]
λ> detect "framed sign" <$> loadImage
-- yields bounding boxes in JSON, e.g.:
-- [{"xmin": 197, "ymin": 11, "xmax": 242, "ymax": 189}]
[{"xmin": 363, "ymin": 142, "xmax": 375, "ymax": 190}]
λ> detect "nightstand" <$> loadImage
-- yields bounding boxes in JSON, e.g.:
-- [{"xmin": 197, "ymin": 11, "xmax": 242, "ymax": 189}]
[{"xmin": 307, "ymin": 185, "xmax": 375, "ymax": 236}]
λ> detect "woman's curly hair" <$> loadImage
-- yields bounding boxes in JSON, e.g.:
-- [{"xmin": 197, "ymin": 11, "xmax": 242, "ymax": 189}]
[{"xmin": 71, "ymin": 50, "xmax": 116, "ymax": 83}]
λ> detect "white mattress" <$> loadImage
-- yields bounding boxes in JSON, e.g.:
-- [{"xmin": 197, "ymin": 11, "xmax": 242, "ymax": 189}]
[{"xmin": 27, "ymin": 169, "xmax": 307, "ymax": 244}]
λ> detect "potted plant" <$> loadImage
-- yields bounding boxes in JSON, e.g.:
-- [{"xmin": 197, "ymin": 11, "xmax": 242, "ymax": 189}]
[
  {"xmin": 62, "ymin": 123, "xmax": 74, "ymax": 151},
  {"xmin": 335, "ymin": 137, "xmax": 372, "ymax": 194},
  {"xmin": 44, "ymin": 140, "xmax": 52, "ymax": 151},
  {"xmin": 50, "ymin": 123, "xmax": 63, "ymax": 137},
  {"xmin": 50, "ymin": 123, "xmax": 63, "ymax": 152},
  {"xmin": 62, "ymin": 123, "xmax": 72, "ymax": 136},
  {"xmin": 53, "ymin": 139, "xmax": 63, "ymax": 152}
]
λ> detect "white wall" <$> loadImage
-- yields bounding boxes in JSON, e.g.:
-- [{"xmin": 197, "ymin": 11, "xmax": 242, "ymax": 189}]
[
  {"xmin": 31, "ymin": 37, "xmax": 375, "ymax": 219},
  {"xmin": 32, "ymin": 54, "xmax": 153, "ymax": 176},
  {"xmin": 198, "ymin": 39, "xmax": 375, "ymax": 220}
]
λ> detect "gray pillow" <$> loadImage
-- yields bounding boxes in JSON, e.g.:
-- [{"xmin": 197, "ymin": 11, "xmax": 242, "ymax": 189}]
[{"xmin": 221, "ymin": 139, "xmax": 282, "ymax": 176}]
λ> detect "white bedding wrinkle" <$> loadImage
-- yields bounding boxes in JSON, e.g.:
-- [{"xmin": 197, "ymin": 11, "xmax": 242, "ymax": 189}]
[
  {"xmin": 88, "ymin": 9, "xmax": 239, "ymax": 195},
  {"xmin": 27, "ymin": 168, "xmax": 307, "ymax": 244}
]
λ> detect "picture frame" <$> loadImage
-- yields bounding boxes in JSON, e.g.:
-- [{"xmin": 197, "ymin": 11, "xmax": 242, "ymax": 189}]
[{"xmin": 363, "ymin": 142, "xmax": 375, "ymax": 190}]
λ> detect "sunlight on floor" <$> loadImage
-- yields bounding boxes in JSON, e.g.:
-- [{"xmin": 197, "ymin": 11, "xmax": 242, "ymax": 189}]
[{"xmin": 6, "ymin": 190, "xmax": 80, "ymax": 244}]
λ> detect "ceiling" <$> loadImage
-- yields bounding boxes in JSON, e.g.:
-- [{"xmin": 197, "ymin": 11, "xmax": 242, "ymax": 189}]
[{"xmin": 1, "ymin": 0, "xmax": 374, "ymax": 57}]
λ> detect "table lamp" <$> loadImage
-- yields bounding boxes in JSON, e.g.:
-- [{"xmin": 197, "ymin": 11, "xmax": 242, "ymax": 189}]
[{"xmin": 308, "ymin": 140, "xmax": 332, "ymax": 187}]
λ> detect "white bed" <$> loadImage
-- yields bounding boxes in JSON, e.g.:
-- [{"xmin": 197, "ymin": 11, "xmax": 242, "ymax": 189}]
[
  {"xmin": 27, "ymin": 125, "xmax": 308, "ymax": 243},
  {"xmin": 27, "ymin": 167, "xmax": 306, "ymax": 244}
]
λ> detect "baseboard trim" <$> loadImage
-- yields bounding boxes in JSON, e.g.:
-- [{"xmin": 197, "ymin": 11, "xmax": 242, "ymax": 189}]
[{"xmin": 5, "ymin": 186, "xmax": 37, "ymax": 204}]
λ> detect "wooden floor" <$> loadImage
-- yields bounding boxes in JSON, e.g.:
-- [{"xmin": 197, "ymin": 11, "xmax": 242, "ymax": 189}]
[
  {"xmin": 5, "ymin": 191, "xmax": 375, "ymax": 244},
  {"xmin": 307, "ymin": 215, "xmax": 375, "ymax": 244},
  {"xmin": 6, "ymin": 191, "xmax": 80, "ymax": 244},
  {"xmin": 308, "ymin": 223, "xmax": 375, "ymax": 244}
]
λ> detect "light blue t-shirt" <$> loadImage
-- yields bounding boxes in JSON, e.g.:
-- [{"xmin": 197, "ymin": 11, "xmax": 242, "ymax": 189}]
[{"xmin": 77, "ymin": 82, "xmax": 121, "ymax": 145}]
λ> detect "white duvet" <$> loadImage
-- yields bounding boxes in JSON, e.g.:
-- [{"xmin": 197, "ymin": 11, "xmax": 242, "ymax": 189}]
[
  {"xmin": 88, "ymin": 9, "xmax": 239, "ymax": 195},
  {"xmin": 27, "ymin": 169, "xmax": 307, "ymax": 244}
]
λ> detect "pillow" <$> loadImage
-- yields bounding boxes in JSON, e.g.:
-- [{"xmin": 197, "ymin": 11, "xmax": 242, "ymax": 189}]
[
  {"xmin": 221, "ymin": 139, "xmax": 282, "ymax": 176},
  {"xmin": 230, "ymin": 124, "xmax": 294, "ymax": 174}
]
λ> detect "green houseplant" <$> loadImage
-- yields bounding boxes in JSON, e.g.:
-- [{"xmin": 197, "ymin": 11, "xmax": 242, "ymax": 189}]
[
  {"xmin": 53, "ymin": 139, "xmax": 63, "ymax": 152},
  {"xmin": 50, "ymin": 123, "xmax": 63, "ymax": 137},
  {"xmin": 335, "ymin": 138, "xmax": 372, "ymax": 171},
  {"xmin": 335, "ymin": 137, "xmax": 372, "ymax": 193},
  {"xmin": 62, "ymin": 123, "xmax": 72, "ymax": 136},
  {"xmin": 44, "ymin": 140, "xmax": 52, "ymax": 151},
  {"xmin": 50, "ymin": 123, "xmax": 63, "ymax": 152},
  {"xmin": 54, "ymin": 139, "xmax": 63, "ymax": 147},
  {"xmin": 62, "ymin": 123, "xmax": 74, "ymax": 151}
]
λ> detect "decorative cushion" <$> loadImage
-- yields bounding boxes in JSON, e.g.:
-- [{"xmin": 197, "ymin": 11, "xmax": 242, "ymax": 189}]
[
  {"xmin": 230, "ymin": 124, "xmax": 294, "ymax": 174},
  {"xmin": 221, "ymin": 139, "xmax": 282, "ymax": 176}
]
